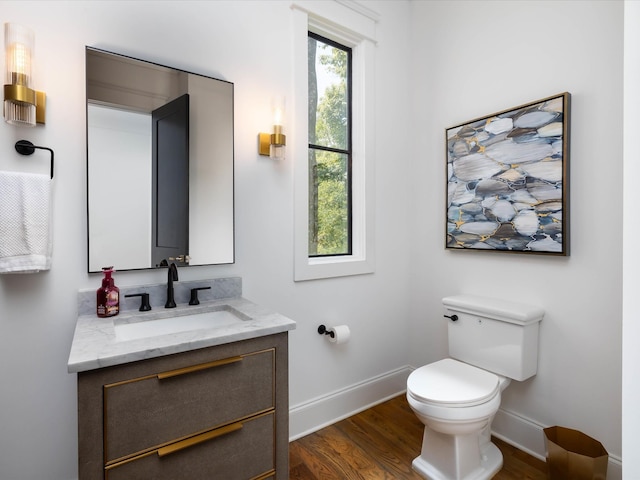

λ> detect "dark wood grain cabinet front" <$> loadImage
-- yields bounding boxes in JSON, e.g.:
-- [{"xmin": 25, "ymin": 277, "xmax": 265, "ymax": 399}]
[{"xmin": 77, "ymin": 333, "xmax": 289, "ymax": 480}]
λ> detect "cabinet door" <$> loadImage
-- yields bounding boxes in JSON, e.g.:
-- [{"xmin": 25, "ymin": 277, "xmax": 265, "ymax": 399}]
[
  {"xmin": 104, "ymin": 349, "xmax": 274, "ymax": 463},
  {"xmin": 105, "ymin": 411, "xmax": 275, "ymax": 480}
]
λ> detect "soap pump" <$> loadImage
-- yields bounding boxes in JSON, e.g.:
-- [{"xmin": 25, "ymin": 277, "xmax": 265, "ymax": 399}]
[{"xmin": 97, "ymin": 266, "xmax": 120, "ymax": 318}]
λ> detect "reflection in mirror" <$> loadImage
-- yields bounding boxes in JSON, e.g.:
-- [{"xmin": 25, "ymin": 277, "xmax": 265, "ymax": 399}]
[{"xmin": 86, "ymin": 47, "xmax": 234, "ymax": 272}]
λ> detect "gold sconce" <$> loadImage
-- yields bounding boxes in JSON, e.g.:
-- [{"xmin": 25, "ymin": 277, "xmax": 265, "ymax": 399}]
[
  {"xmin": 258, "ymin": 96, "xmax": 286, "ymax": 159},
  {"xmin": 4, "ymin": 22, "xmax": 46, "ymax": 127}
]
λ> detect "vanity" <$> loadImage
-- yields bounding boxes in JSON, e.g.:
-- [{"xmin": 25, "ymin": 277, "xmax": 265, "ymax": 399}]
[{"xmin": 68, "ymin": 278, "xmax": 296, "ymax": 480}]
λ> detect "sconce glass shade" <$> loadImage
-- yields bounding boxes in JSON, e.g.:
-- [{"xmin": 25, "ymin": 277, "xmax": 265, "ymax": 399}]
[
  {"xmin": 4, "ymin": 22, "xmax": 36, "ymax": 126},
  {"xmin": 269, "ymin": 96, "xmax": 286, "ymax": 159},
  {"xmin": 272, "ymin": 96, "xmax": 284, "ymax": 125},
  {"xmin": 270, "ymin": 124, "xmax": 286, "ymax": 159}
]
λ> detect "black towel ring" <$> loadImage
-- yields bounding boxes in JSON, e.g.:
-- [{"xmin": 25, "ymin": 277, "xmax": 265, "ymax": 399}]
[{"xmin": 14, "ymin": 140, "xmax": 54, "ymax": 179}]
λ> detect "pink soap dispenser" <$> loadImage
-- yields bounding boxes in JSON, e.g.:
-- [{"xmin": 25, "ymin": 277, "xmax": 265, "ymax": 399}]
[{"xmin": 97, "ymin": 266, "xmax": 120, "ymax": 317}]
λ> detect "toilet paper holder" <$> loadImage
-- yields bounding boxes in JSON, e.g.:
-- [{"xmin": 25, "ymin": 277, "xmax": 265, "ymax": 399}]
[{"xmin": 317, "ymin": 325, "xmax": 335, "ymax": 338}]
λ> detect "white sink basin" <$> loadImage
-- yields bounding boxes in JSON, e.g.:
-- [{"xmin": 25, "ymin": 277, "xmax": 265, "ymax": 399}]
[{"xmin": 114, "ymin": 307, "xmax": 248, "ymax": 341}]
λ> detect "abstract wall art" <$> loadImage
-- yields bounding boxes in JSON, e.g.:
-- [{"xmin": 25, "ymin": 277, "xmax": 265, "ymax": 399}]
[{"xmin": 445, "ymin": 93, "xmax": 570, "ymax": 255}]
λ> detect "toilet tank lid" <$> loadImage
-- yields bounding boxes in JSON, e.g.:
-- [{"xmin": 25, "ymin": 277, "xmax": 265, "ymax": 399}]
[{"xmin": 442, "ymin": 294, "xmax": 544, "ymax": 325}]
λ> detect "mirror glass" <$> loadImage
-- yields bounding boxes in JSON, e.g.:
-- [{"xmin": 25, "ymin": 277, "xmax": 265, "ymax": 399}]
[{"xmin": 86, "ymin": 47, "xmax": 234, "ymax": 272}]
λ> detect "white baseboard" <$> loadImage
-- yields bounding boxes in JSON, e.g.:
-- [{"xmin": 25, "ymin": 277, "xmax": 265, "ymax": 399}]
[
  {"xmin": 289, "ymin": 366, "xmax": 411, "ymax": 441},
  {"xmin": 492, "ymin": 408, "xmax": 622, "ymax": 480},
  {"xmin": 289, "ymin": 368, "xmax": 622, "ymax": 479},
  {"xmin": 491, "ymin": 408, "xmax": 547, "ymax": 461}
]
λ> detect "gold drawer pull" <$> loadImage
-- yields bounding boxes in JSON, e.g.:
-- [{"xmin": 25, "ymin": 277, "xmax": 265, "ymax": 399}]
[
  {"xmin": 157, "ymin": 422, "xmax": 243, "ymax": 457},
  {"xmin": 157, "ymin": 356, "xmax": 243, "ymax": 380}
]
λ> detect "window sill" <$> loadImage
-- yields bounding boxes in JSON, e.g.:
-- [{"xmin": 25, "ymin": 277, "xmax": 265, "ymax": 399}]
[{"xmin": 294, "ymin": 254, "xmax": 374, "ymax": 282}]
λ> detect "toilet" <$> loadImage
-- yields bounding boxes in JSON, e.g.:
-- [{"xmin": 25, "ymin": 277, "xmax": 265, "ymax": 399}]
[{"xmin": 406, "ymin": 294, "xmax": 544, "ymax": 480}]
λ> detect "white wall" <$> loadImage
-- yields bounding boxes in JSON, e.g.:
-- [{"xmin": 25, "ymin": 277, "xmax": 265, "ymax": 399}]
[
  {"xmin": 87, "ymin": 104, "xmax": 152, "ymax": 270},
  {"xmin": 0, "ymin": 1, "xmax": 632, "ymax": 479},
  {"xmin": 0, "ymin": 2, "xmax": 412, "ymax": 479},
  {"xmin": 623, "ymin": 1, "xmax": 640, "ymax": 478},
  {"xmin": 188, "ymin": 74, "xmax": 234, "ymax": 266},
  {"xmin": 409, "ymin": 0, "xmax": 623, "ymax": 472}
]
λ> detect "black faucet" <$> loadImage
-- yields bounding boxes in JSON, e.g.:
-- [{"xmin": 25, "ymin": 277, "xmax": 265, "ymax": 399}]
[{"xmin": 165, "ymin": 262, "xmax": 179, "ymax": 308}]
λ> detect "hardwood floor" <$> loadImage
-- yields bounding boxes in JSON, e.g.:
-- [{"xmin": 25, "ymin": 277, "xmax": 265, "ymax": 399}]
[{"xmin": 289, "ymin": 395, "xmax": 548, "ymax": 479}]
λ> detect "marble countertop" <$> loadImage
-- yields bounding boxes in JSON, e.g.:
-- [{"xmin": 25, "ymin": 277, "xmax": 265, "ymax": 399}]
[{"xmin": 67, "ymin": 296, "xmax": 296, "ymax": 373}]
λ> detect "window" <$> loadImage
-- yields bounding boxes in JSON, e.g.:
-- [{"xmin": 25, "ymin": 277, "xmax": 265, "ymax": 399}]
[
  {"xmin": 308, "ymin": 33, "xmax": 352, "ymax": 257},
  {"xmin": 292, "ymin": 1, "xmax": 377, "ymax": 281}
]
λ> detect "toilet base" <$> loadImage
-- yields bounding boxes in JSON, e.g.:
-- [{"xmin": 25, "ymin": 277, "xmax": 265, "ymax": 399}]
[{"xmin": 412, "ymin": 441, "xmax": 502, "ymax": 480}]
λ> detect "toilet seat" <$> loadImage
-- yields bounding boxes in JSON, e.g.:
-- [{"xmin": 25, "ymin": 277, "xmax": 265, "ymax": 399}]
[{"xmin": 407, "ymin": 359, "xmax": 500, "ymax": 407}]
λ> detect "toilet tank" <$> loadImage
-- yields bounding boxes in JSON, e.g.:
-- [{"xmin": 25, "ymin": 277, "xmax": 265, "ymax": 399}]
[{"xmin": 443, "ymin": 295, "xmax": 544, "ymax": 381}]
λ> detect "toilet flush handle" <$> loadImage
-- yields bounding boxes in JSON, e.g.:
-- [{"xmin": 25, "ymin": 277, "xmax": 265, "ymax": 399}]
[{"xmin": 444, "ymin": 314, "xmax": 458, "ymax": 321}]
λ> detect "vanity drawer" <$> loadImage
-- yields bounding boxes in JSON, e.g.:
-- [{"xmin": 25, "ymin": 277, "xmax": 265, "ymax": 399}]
[
  {"xmin": 105, "ymin": 411, "xmax": 275, "ymax": 480},
  {"xmin": 104, "ymin": 349, "xmax": 274, "ymax": 463}
]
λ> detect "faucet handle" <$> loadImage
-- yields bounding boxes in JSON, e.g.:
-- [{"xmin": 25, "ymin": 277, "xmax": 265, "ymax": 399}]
[
  {"xmin": 169, "ymin": 255, "xmax": 190, "ymax": 263},
  {"xmin": 189, "ymin": 286, "xmax": 212, "ymax": 306},
  {"xmin": 125, "ymin": 293, "xmax": 152, "ymax": 312}
]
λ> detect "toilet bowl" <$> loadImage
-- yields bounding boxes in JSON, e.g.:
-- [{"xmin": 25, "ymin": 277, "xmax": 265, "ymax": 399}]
[
  {"xmin": 406, "ymin": 295, "xmax": 543, "ymax": 480},
  {"xmin": 407, "ymin": 359, "xmax": 509, "ymax": 480}
]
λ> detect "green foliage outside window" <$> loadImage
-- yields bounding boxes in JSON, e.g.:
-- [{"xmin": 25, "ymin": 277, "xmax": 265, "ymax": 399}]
[{"xmin": 308, "ymin": 34, "xmax": 351, "ymax": 256}]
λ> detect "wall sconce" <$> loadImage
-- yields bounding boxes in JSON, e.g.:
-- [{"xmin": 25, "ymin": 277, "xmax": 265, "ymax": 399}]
[
  {"xmin": 258, "ymin": 97, "xmax": 286, "ymax": 159},
  {"xmin": 3, "ymin": 22, "xmax": 46, "ymax": 127}
]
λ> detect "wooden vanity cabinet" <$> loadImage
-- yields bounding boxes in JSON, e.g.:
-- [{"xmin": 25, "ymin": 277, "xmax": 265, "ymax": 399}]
[{"xmin": 77, "ymin": 333, "xmax": 288, "ymax": 480}]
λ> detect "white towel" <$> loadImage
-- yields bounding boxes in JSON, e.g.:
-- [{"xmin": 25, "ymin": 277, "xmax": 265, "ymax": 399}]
[{"xmin": 0, "ymin": 171, "xmax": 52, "ymax": 273}]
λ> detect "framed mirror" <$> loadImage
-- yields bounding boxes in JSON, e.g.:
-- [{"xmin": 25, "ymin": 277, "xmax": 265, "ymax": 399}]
[{"xmin": 86, "ymin": 47, "xmax": 234, "ymax": 272}]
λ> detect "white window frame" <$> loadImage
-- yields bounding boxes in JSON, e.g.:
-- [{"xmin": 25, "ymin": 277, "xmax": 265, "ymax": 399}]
[{"xmin": 292, "ymin": 0, "xmax": 378, "ymax": 281}]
